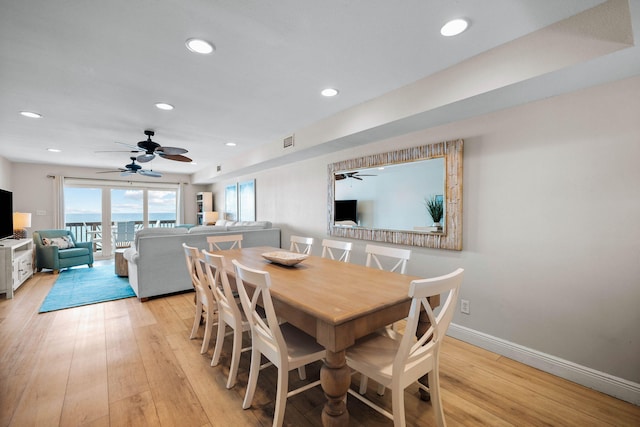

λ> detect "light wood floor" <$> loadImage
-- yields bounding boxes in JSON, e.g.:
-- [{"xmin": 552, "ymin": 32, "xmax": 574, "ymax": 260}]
[{"xmin": 1, "ymin": 269, "xmax": 639, "ymax": 427}]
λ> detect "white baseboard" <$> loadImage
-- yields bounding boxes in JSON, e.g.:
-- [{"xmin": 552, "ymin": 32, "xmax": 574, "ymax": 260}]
[{"xmin": 448, "ymin": 323, "xmax": 640, "ymax": 406}]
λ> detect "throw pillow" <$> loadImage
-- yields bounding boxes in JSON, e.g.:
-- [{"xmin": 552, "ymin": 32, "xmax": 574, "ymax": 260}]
[{"xmin": 42, "ymin": 236, "xmax": 75, "ymax": 249}]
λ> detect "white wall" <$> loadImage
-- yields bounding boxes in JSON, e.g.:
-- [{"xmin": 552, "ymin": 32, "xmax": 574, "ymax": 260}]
[
  {"xmin": 213, "ymin": 76, "xmax": 640, "ymax": 391},
  {"xmin": 0, "ymin": 155, "xmax": 11, "ymax": 190}
]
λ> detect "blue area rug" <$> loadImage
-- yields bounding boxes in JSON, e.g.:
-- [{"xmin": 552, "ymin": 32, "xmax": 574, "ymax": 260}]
[{"xmin": 39, "ymin": 264, "xmax": 135, "ymax": 313}]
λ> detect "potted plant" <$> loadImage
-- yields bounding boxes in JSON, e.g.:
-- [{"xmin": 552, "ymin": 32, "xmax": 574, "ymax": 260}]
[{"xmin": 424, "ymin": 195, "xmax": 443, "ymax": 230}]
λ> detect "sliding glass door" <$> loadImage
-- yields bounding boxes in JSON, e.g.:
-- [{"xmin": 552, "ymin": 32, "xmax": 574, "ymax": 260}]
[
  {"xmin": 64, "ymin": 179, "xmax": 179, "ymax": 258},
  {"xmin": 64, "ymin": 187, "xmax": 103, "ymax": 253},
  {"xmin": 148, "ymin": 190, "xmax": 177, "ymax": 227},
  {"xmin": 111, "ymin": 188, "xmax": 143, "ymax": 249}
]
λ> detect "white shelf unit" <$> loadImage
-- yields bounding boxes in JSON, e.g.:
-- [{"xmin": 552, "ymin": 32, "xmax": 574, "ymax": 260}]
[
  {"xmin": 0, "ymin": 238, "xmax": 34, "ymax": 299},
  {"xmin": 196, "ymin": 192, "xmax": 213, "ymax": 225}
]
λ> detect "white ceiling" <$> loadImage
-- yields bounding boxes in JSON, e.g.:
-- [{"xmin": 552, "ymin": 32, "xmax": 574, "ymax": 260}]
[{"xmin": 1, "ymin": 0, "xmax": 637, "ymax": 182}]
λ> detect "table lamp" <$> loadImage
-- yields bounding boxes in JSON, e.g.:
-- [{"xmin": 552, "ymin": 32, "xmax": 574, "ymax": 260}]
[
  {"xmin": 13, "ymin": 212, "xmax": 31, "ymax": 239},
  {"xmin": 204, "ymin": 211, "xmax": 219, "ymax": 225}
]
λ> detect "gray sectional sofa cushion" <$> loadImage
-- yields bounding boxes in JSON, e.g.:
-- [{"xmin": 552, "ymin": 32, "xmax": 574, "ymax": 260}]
[{"xmin": 124, "ymin": 222, "xmax": 280, "ymax": 300}]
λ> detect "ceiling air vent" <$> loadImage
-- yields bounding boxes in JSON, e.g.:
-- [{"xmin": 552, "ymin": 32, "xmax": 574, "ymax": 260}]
[{"xmin": 283, "ymin": 135, "xmax": 295, "ymax": 149}]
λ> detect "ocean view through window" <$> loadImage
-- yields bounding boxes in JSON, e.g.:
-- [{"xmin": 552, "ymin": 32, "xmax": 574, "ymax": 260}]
[
  {"xmin": 64, "ymin": 182, "xmax": 178, "ymax": 257},
  {"xmin": 65, "ymin": 188, "xmax": 177, "ymax": 223}
]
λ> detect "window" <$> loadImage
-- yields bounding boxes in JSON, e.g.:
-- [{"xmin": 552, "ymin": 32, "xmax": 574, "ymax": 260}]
[{"xmin": 63, "ymin": 178, "xmax": 180, "ymax": 257}]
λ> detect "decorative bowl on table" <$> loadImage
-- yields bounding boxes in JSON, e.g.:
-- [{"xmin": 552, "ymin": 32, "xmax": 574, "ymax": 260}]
[{"xmin": 261, "ymin": 251, "xmax": 308, "ymax": 266}]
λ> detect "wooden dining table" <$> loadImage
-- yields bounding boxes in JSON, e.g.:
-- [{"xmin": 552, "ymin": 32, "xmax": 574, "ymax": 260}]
[{"xmin": 218, "ymin": 246, "xmax": 439, "ymax": 427}]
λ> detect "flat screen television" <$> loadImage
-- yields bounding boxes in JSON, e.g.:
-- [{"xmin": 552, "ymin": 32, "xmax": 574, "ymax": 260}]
[
  {"xmin": 0, "ymin": 189, "xmax": 13, "ymax": 240},
  {"xmin": 335, "ymin": 199, "xmax": 357, "ymax": 223}
]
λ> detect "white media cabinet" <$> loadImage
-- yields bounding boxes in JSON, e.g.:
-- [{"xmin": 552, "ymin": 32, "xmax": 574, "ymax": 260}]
[{"xmin": 0, "ymin": 238, "xmax": 34, "ymax": 299}]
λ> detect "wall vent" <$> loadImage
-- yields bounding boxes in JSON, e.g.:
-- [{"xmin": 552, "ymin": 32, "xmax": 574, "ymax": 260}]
[{"xmin": 283, "ymin": 134, "xmax": 295, "ymax": 148}]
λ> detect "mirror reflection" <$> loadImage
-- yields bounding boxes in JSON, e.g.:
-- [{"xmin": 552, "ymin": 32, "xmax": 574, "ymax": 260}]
[
  {"xmin": 328, "ymin": 139, "xmax": 463, "ymax": 250},
  {"xmin": 334, "ymin": 158, "xmax": 445, "ymax": 231}
]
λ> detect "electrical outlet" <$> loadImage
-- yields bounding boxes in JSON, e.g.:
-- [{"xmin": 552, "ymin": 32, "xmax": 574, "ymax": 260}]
[{"xmin": 460, "ymin": 299, "xmax": 470, "ymax": 314}]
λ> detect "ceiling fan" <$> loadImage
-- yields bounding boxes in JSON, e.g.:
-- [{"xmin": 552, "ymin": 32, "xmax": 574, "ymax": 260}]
[
  {"xmin": 97, "ymin": 157, "xmax": 162, "ymax": 177},
  {"xmin": 335, "ymin": 171, "xmax": 377, "ymax": 181},
  {"xmin": 100, "ymin": 130, "xmax": 192, "ymax": 163}
]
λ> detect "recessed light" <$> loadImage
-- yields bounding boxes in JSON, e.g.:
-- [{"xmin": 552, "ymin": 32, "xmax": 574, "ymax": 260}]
[
  {"xmin": 440, "ymin": 19, "xmax": 469, "ymax": 36},
  {"xmin": 185, "ymin": 38, "xmax": 215, "ymax": 54},
  {"xmin": 321, "ymin": 88, "xmax": 339, "ymax": 97},
  {"xmin": 20, "ymin": 111, "xmax": 42, "ymax": 118},
  {"xmin": 47, "ymin": 148, "xmax": 61, "ymax": 153},
  {"xmin": 225, "ymin": 142, "xmax": 237, "ymax": 147},
  {"xmin": 155, "ymin": 102, "xmax": 174, "ymax": 110}
]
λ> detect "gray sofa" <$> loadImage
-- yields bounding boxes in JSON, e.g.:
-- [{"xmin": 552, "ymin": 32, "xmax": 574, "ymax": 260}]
[{"xmin": 123, "ymin": 221, "xmax": 280, "ymax": 300}]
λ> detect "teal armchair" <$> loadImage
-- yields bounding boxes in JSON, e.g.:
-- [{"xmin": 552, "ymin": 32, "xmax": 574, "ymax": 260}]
[{"xmin": 33, "ymin": 230, "xmax": 93, "ymax": 274}]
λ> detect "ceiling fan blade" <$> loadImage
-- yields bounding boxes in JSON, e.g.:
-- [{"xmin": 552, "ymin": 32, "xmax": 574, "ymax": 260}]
[
  {"xmin": 137, "ymin": 153, "xmax": 156, "ymax": 163},
  {"xmin": 95, "ymin": 150, "xmax": 139, "ymax": 153},
  {"xmin": 159, "ymin": 153, "xmax": 192, "ymax": 162},
  {"xmin": 97, "ymin": 168, "xmax": 127, "ymax": 174},
  {"xmin": 139, "ymin": 170, "xmax": 162, "ymax": 177},
  {"xmin": 115, "ymin": 141, "xmax": 143, "ymax": 151},
  {"xmin": 156, "ymin": 146, "xmax": 188, "ymax": 155}
]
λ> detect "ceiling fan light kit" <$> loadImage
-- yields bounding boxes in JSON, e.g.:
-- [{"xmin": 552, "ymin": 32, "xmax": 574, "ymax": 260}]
[{"xmin": 97, "ymin": 157, "xmax": 163, "ymax": 178}]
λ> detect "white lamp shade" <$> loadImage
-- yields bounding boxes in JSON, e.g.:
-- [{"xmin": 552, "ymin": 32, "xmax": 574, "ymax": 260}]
[
  {"xmin": 204, "ymin": 211, "xmax": 219, "ymax": 224},
  {"xmin": 13, "ymin": 212, "xmax": 32, "ymax": 229}
]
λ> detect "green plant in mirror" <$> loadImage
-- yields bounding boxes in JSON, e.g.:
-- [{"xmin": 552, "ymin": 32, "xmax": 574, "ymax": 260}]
[{"xmin": 424, "ymin": 195, "xmax": 443, "ymax": 224}]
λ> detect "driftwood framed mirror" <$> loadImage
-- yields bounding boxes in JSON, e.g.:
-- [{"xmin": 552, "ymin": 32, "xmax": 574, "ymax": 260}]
[{"xmin": 327, "ymin": 139, "xmax": 463, "ymax": 250}]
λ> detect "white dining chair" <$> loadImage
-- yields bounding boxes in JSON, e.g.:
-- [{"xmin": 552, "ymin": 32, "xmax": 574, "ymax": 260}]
[
  {"xmin": 207, "ymin": 234, "xmax": 243, "ymax": 251},
  {"xmin": 365, "ymin": 244, "xmax": 411, "ymax": 274},
  {"xmin": 289, "ymin": 235, "xmax": 314, "ymax": 255},
  {"xmin": 346, "ymin": 268, "xmax": 464, "ymax": 427},
  {"xmin": 321, "ymin": 239, "xmax": 353, "ymax": 262},
  {"xmin": 183, "ymin": 243, "xmax": 217, "ymax": 354},
  {"xmin": 232, "ymin": 259, "xmax": 326, "ymax": 427},
  {"xmin": 202, "ymin": 250, "xmax": 251, "ymax": 389},
  {"xmin": 364, "ymin": 243, "xmax": 413, "ymax": 394}
]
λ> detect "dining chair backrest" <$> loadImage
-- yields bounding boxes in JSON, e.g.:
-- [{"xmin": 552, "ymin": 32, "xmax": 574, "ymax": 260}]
[
  {"xmin": 182, "ymin": 242, "xmax": 202, "ymax": 290},
  {"xmin": 183, "ymin": 242, "xmax": 216, "ymax": 353},
  {"xmin": 345, "ymin": 268, "xmax": 464, "ymax": 427},
  {"xmin": 232, "ymin": 260, "xmax": 286, "ymax": 363},
  {"xmin": 183, "ymin": 242, "xmax": 214, "ymax": 303},
  {"xmin": 289, "ymin": 235, "xmax": 313, "ymax": 255},
  {"xmin": 397, "ymin": 268, "xmax": 464, "ymax": 376},
  {"xmin": 207, "ymin": 234, "xmax": 243, "ymax": 251},
  {"xmin": 233, "ymin": 259, "xmax": 325, "ymax": 426},
  {"xmin": 365, "ymin": 244, "xmax": 411, "ymax": 274},
  {"xmin": 321, "ymin": 239, "xmax": 353, "ymax": 262},
  {"xmin": 202, "ymin": 250, "xmax": 240, "ymax": 324}
]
